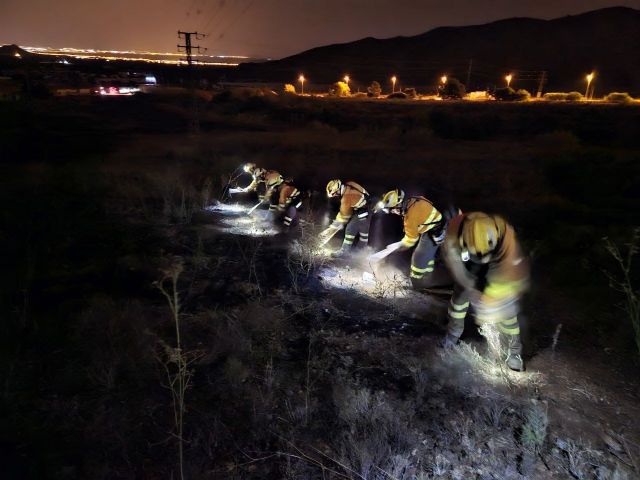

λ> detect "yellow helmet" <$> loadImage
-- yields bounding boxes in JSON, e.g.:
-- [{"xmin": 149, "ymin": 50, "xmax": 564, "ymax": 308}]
[
  {"xmin": 326, "ymin": 179, "xmax": 342, "ymax": 197},
  {"xmin": 243, "ymin": 162, "xmax": 257, "ymax": 173},
  {"xmin": 461, "ymin": 212, "xmax": 505, "ymax": 257},
  {"xmin": 380, "ymin": 189, "xmax": 405, "ymax": 210}
]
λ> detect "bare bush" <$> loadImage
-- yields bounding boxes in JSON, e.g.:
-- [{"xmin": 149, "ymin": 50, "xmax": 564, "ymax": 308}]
[{"xmin": 603, "ymin": 228, "xmax": 640, "ymax": 355}]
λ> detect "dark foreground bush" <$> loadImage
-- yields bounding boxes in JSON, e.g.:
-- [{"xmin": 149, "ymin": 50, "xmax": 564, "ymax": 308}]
[{"xmin": 387, "ymin": 91, "xmax": 408, "ymax": 99}]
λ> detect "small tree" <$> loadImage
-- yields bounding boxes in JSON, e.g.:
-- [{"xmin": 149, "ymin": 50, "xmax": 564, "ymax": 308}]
[
  {"xmin": 284, "ymin": 83, "xmax": 296, "ymax": 94},
  {"xmin": 367, "ymin": 81, "xmax": 382, "ymax": 97},
  {"xmin": 328, "ymin": 81, "xmax": 351, "ymax": 97},
  {"xmin": 439, "ymin": 77, "xmax": 465, "ymax": 99}
]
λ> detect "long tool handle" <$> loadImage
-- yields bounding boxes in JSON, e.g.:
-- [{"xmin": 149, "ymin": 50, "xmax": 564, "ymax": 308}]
[
  {"xmin": 247, "ymin": 200, "xmax": 264, "ymax": 215},
  {"xmin": 367, "ymin": 241, "xmax": 403, "ymax": 263},
  {"xmin": 318, "ymin": 227, "xmax": 341, "ymax": 246}
]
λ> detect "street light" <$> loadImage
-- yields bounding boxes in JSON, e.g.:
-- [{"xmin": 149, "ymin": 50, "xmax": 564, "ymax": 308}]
[
  {"xmin": 505, "ymin": 73, "xmax": 513, "ymax": 88},
  {"xmin": 585, "ymin": 72, "xmax": 594, "ymax": 99},
  {"xmin": 391, "ymin": 76, "xmax": 397, "ymax": 93},
  {"xmin": 298, "ymin": 74, "xmax": 305, "ymax": 95},
  {"xmin": 343, "ymin": 75, "xmax": 350, "ymax": 85},
  {"xmin": 440, "ymin": 75, "xmax": 448, "ymax": 85}
]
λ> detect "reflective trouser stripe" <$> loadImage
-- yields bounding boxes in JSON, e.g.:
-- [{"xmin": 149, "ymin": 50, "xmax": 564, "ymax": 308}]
[
  {"xmin": 343, "ymin": 234, "xmax": 356, "ymax": 245},
  {"xmin": 284, "ymin": 216, "xmax": 293, "ymax": 226},
  {"xmin": 269, "ymin": 205, "xmax": 278, "ymax": 211},
  {"xmin": 410, "ymin": 259, "xmax": 435, "ymax": 278},
  {"xmin": 498, "ymin": 317, "xmax": 520, "ymax": 335},
  {"xmin": 448, "ymin": 309, "xmax": 467, "ymax": 319},
  {"xmin": 447, "ymin": 299, "xmax": 469, "ymax": 320},
  {"xmin": 450, "ymin": 301, "xmax": 469, "ymax": 310}
]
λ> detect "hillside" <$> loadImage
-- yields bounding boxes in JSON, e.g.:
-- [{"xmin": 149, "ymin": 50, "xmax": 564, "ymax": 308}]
[{"xmin": 235, "ymin": 7, "xmax": 640, "ymax": 94}]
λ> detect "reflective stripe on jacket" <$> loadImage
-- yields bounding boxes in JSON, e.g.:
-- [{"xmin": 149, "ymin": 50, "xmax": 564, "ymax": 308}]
[
  {"xmin": 333, "ymin": 181, "xmax": 369, "ymax": 226},
  {"xmin": 401, "ymin": 197, "xmax": 443, "ymax": 247},
  {"xmin": 443, "ymin": 213, "xmax": 530, "ymax": 299},
  {"xmin": 278, "ymin": 183, "xmax": 300, "ymax": 209}
]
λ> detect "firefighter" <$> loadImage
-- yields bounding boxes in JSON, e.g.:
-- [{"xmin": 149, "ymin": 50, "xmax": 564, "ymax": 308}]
[
  {"xmin": 376, "ymin": 189, "xmax": 447, "ymax": 288},
  {"xmin": 240, "ymin": 163, "xmax": 284, "ymax": 211},
  {"xmin": 239, "ymin": 163, "xmax": 282, "ymax": 198},
  {"xmin": 441, "ymin": 212, "xmax": 530, "ymax": 371},
  {"xmin": 276, "ymin": 178, "xmax": 303, "ymax": 227},
  {"xmin": 320, "ymin": 179, "xmax": 370, "ymax": 255}
]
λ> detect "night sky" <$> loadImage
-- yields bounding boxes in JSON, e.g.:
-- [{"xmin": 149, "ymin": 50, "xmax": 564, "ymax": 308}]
[{"xmin": 1, "ymin": 0, "xmax": 639, "ymax": 59}]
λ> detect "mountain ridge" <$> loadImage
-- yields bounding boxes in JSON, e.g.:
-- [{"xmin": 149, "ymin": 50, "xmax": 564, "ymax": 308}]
[{"xmin": 235, "ymin": 6, "xmax": 640, "ymax": 94}]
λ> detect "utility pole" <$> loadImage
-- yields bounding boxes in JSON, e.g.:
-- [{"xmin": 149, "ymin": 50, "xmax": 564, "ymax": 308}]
[
  {"xmin": 177, "ymin": 31, "xmax": 207, "ymax": 133},
  {"xmin": 177, "ymin": 31, "xmax": 206, "ymax": 66},
  {"xmin": 536, "ymin": 70, "xmax": 547, "ymax": 98},
  {"xmin": 466, "ymin": 59, "xmax": 473, "ymax": 90}
]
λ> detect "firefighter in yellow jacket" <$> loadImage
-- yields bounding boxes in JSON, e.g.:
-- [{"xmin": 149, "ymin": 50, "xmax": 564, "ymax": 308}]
[
  {"xmin": 442, "ymin": 212, "xmax": 530, "ymax": 371},
  {"xmin": 276, "ymin": 178, "xmax": 303, "ymax": 227},
  {"xmin": 320, "ymin": 179, "xmax": 370, "ymax": 255},
  {"xmin": 241, "ymin": 163, "xmax": 284, "ymax": 210},
  {"xmin": 377, "ymin": 189, "xmax": 446, "ymax": 288},
  {"xmin": 241, "ymin": 164, "xmax": 282, "ymax": 199}
]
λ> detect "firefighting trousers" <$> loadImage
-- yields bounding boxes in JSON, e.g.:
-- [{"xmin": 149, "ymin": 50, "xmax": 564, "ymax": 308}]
[
  {"xmin": 446, "ymin": 285, "xmax": 521, "ymax": 339},
  {"xmin": 409, "ymin": 234, "xmax": 439, "ymax": 287},
  {"xmin": 282, "ymin": 204, "xmax": 299, "ymax": 227},
  {"xmin": 342, "ymin": 211, "xmax": 370, "ymax": 248}
]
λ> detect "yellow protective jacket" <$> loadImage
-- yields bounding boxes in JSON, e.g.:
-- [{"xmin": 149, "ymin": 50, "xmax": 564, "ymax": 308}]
[
  {"xmin": 443, "ymin": 213, "xmax": 530, "ymax": 301},
  {"xmin": 246, "ymin": 169, "xmax": 282, "ymax": 194},
  {"xmin": 278, "ymin": 183, "xmax": 301, "ymax": 211},
  {"xmin": 331, "ymin": 181, "xmax": 369, "ymax": 228},
  {"xmin": 401, "ymin": 197, "xmax": 443, "ymax": 247}
]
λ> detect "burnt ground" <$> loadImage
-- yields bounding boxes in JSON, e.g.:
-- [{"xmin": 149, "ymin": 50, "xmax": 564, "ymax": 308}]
[{"xmin": 1, "ymin": 93, "xmax": 640, "ymax": 479}]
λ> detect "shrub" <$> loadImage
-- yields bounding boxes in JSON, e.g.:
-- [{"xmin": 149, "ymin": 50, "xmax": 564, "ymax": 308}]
[
  {"xmin": 387, "ymin": 91, "xmax": 407, "ymax": 99},
  {"xmin": 284, "ymin": 83, "xmax": 296, "ymax": 94},
  {"xmin": 439, "ymin": 77, "xmax": 465, "ymax": 99},
  {"xmin": 543, "ymin": 92, "xmax": 568, "ymax": 101},
  {"xmin": 328, "ymin": 81, "xmax": 351, "ymax": 97},
  {"xmin": 566, "ymin": 91, "xmax": 583, "ymax": 102},
  {"xmin": 494, "ymin": 87, "xmax": 531, "ymax": 101},
  {"xmin": 403, "ymin": 87, "xmax": 417, "ymax": 99},
  {"xmin": 367, "ymin": 81, "xmax": 381, "ymax": 97},
  {"xmin": 605, "ymin": 92, "xmax": 634, "ymax": 104}
]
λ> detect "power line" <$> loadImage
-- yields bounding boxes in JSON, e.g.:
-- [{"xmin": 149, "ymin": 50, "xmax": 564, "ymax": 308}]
[{"xmin": 214, "ymin": 0, "xmax": 255, "ymax": 40}]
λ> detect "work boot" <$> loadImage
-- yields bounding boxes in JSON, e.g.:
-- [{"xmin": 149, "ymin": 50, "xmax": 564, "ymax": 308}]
[
  {"xmin": 506, "ymin": 334, "xmax": 525, "ymax": 371},
  {"xmin": 331, "ymin": 248, "xmax": 349, "ymax": 258},
  {"xmin": 440, "ymin": 333, "xmax": 460, "ymax": 349}
]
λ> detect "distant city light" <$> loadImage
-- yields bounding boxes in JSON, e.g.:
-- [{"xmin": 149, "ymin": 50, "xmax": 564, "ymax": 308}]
[
  {"xmin": 440, "ymin": 75, "xmax": 448, "ymax": 85},
  {"xmin": 14, "ymin": 52, "xmax": 21, "ymax": 58},
  {"xmin": 145, "ymin": 75, "xmax": 157, "ymax": 85},
  {"xmin": 391, "ymin": 75, "xmax": 397, "ymax": 93},
  {"xmin": 20, "ymin": 46, "xmax": 247, "ymax": 66},
  {"xmin": 505, "ymin": 73, "xmax": 513, "ymax": 87}
]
